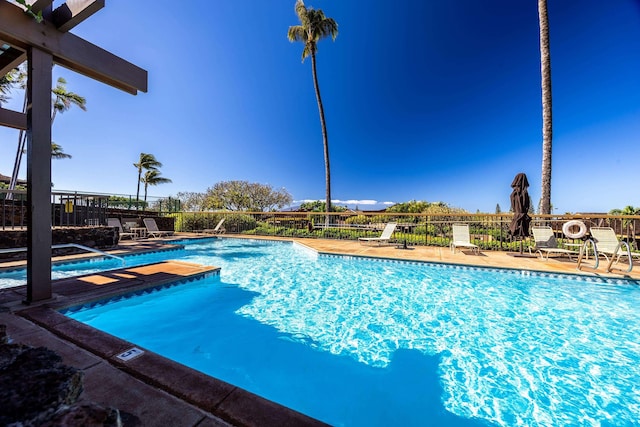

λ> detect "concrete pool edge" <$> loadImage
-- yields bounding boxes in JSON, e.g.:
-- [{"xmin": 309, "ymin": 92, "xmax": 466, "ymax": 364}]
[
  {"xmin": 3, "ymin": 258, "xmax": 329, "ymax": 427},
  {"xmin": 16, "ymin": 306, "xmax": 328, "ymax": 427}
]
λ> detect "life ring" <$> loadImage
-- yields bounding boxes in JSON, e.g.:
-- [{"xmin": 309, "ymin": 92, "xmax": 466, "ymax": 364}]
[{"xmin": 562, "ymin": 220, "xmax": 587, "ymax": 239}]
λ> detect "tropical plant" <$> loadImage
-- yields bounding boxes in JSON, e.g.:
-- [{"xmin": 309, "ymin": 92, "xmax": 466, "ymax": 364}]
[
  {"xmin": 538, "ymin": 0, "xmax": 553, "ymax": 214},
  {"xmin": 609, "ymin": 205, "xmax": 640, "ymax": 247},
  {"xmin": 50, "ymin": 142, "xmax": 71, "ymax": 159},
  {"xmin": 4, "ymin": 70, "xmax": 82, "ymax": 198},
  {"xmin": 288, "ymin": 0, "xmax": 338, "ymax": 223},
  {"xmin": 141, "ymin": 169, "xmax": 172, "ymax": 203},
  {"xmin": 133, "ymin": 153, "xmax": 163, "ymax": 205},
  {"xmin": 51, "ymin": 77, "xmax": 86, "ymax": 124}
]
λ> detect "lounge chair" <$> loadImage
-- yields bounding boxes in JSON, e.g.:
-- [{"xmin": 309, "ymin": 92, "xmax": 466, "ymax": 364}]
[
  {"xmin": 588, "ymin": 227, "xmax": 640, "ymax": 272},
  {"xmin": 358, "ymin": 222, "xmax": 397, "ymax": 245},
  {"xmin": 450, "ymin": 223, "xmax": 479, "ymax": 254},
  {"xmin": 529, "ymin": 226, "xmax": 577, "ymax": 260},
  {"xmin": 107, "ymin": 218, "xmax": 137, "ymax": 241},
  {"xmin": 143, "ymin": 218, "xmax": 174, "ymax": 238},
  {"xmin": 203, "ymin": 218, "xmax": 226, "ymax": 235}
]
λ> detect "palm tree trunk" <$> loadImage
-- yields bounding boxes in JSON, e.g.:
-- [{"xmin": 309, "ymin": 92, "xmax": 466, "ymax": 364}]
[
  {"xmin": 136, "ymin": 168, "xmax": 142, "ymax": 209},
  {"xmin": 538, "ymin": 0, "xmax": 553, "ymax": 215},
  {"xmin": 310, "ymin": 52, "xmax": 331, "ymax": 226},
  {"xmin": 144, "ymin": 181, "xmax": 148, "ymax": 203}
]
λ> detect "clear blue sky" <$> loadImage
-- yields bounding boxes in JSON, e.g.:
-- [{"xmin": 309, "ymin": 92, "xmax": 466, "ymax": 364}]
[{"xmin": 1, "ymin": 0, "xmax": 639, "ymax": 213}]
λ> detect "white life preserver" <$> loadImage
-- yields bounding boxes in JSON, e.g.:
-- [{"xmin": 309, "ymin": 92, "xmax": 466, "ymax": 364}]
[{"xmin": 562, "ymin": 220, "xmax": 587, "ymax": 239}]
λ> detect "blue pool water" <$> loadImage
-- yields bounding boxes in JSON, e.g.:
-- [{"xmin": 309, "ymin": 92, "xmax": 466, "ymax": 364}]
[{"xmin": 7, "ymin": 238, "xmax": 640, "ymax": 426}]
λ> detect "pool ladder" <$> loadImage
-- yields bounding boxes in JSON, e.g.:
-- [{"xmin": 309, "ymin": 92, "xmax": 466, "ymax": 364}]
[
  {"xmin": 0, "ymin": 244, "xmax": 125, "ymax": 266},
  {"xmin": 576, "ymin": 239, "xmax": 633, "ymax": 273}
]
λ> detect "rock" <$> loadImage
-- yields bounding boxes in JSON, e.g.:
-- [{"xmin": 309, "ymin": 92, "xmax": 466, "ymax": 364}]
[
  {"xmin": 0, "ymin": 344, "xmax": 83, "ymax": 426},
  {"xmin": 41, "ymin": 403, "xmax": 123, "ymax": 427}
]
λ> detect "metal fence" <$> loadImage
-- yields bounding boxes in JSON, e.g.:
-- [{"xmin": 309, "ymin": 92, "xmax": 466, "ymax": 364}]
[
  {"xmin": 0, "ymin": 189, "xmax": 180, "ymax": 229},
  {"xmin": 170, "ymin": 211, "xmax": 640, "ymax": 252}
]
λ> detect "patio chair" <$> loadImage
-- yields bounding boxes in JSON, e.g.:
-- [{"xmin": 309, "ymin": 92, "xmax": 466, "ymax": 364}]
[
  {"xmin": 107, "ymin": 218, "xmax": 137, "ymax": 241},
  {"xmin": 529, "ymin": 226, "xmax": 577, "ymax": 260},
  {"xmin": 143, "ymin": 218, "xmax": 174, "ymax": 238},
  {"xmin": 450, "ymin": 223, "xmax": 479, "ymax": 254},
  {"xmin": 358, "ymin": 222, "xmax": 397, "ymax": 245},
  {"xmin": 203, "ymin": 218, "xmax": 226, "ymax": 235},
  {"xmin": 588, "ymin": 227, "xmax": 640, "ymax": 272}
]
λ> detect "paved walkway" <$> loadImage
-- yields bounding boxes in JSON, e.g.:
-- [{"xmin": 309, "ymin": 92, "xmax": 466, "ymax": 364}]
[{"xmin": 1, "ymin": 233, "xmax": 638, "ymax": 426}]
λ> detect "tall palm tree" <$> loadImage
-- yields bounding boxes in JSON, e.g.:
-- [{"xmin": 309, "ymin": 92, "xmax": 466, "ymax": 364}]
[
  {"xmin": 5, "ymin": 71, "xmax": 83, "ymax": 199},
  {"xmin": 51, "ymin": 142, "xmax": 71, "ymax": 159},
  {"xmin": 51, "ymin": 77, "xmax": 86, "ymax": 125},
  {"xmin": 538, "ymin": 0, "xmax": 553, "ymax": 215},
  {"xmin": 142, "ymin": 169, "xmax": 172, "ymax": 203},
  {"xmin": 134, "ymin": 153, "xmax": 163, "ymax": 206},
  {"xmin": 288, "ymin": 0, "xmax": 338, "ymax": 222}
]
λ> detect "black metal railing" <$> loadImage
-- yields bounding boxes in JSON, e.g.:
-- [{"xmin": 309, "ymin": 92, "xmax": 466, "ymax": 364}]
[
  {"xmin": 170, "ymin": 211, "xmax": 640, "ymax": 252},
  {"xmin": 0, "ymin": 189, "xmax": 180, "ymax": 229}
]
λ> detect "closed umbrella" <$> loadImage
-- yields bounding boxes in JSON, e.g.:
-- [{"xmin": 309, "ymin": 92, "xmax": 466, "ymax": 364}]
[{"xmin": 509, "ymin": 173, "xmax": 531, "ymax": 253}]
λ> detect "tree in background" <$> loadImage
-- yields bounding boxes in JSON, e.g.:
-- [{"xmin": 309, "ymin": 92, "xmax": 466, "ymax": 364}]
[
  {"xmin": 176, "ymin": 192, "xmax": 209, "ymax": 212},
  {"xmin": 538, "ymin": 0, "xmax": 553, "ymax": 214},
  {"xmin": 203, "ymin": 181, "xmax": 292, "ymax": 212},
  {"xmin": 609, "ymin": 205, "xmax": 640, "ymax": 248},
  {"xmin": 495, "ymin": 204, "xmax": 502, "ymax": 214},
  {"xmin": 50, "ymin": 142, "xmax": 71, "ymax": 159},
  {"xmin": 142, "ymin": 169, "xmax": 172, "ymax": 203},
  {"xmin": 288, "ymin": 0, "xmax": 338, "ymax": 221},
  {"xmin": 51, "ymin": 77, "xmax": 86, "ymax": 125},
  {"xmin": 386, "ymin": 200, "xmax": 468, "ymax": 214},
  {"xmin": 298, "ymin": 201, "xmax": 347, "ymax": 212},
  {"xmin": 3, "ymin": 70, "xmax": 83, "ymax": 198},
  {"xmin": 133, "ymin": 153, "xmax": 163, "ymax": 206}
]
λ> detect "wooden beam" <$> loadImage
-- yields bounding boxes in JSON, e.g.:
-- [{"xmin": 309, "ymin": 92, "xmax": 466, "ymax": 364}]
[
  {"xmin": 25, "ymin": 0, "xmax": 53, "ymax": 13},
  {"xmin": 52, "ymin": 0, "xmax": 105, "ymax": 32},
  {"xmin": 26, "ymin": 46, "xmax": 53, "ymax": 303},
  {"xmin": 0, "ymin": 45, "xmax": 26, "ymax": 76},
  {"xmin": 0, "ymin": 2, "xmax": 147, "ymax": 94},
  {"xmin": 0, "ymin": 106, "xmax": 27, "ymax": 130}
]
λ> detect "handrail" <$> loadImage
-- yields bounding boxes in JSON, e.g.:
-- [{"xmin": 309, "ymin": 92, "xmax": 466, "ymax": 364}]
[
  {"xmin": 0, "ymin": 244, "xmax": 125, "ymax": 266},
  {"xmin": 577, "ymin": 239, "xmax": 599, "ymax": 270},
  {"xmin": 606, "ymin": 241, "xmax": 634, "ymax": 273}
]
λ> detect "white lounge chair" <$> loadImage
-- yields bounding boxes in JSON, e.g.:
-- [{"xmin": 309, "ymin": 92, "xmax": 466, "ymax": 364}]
[
  {"xmin": 589, "ymin": 227, "xmax": 640, "ymax": 272},
  {"xmin": 529, "ymin": 226, "xmax": 577, "ymax": 260},
  {"xmin": 450, "ymin": 224, "xmax": 479, "ymax": 254},
  {"xmin": 358, "ymin": 222, "xmax": 397, "ymax": 245},
  {"xmin": 143, "ymin": 218, "xmax": 174, "ymax": 238},
  {"xmin": 203, "ymin": 218, "xmax": 226, "ymax": 235},
  {"xmin": 107, "ymin": 218, "xmax": 137, "ymax": 241}
]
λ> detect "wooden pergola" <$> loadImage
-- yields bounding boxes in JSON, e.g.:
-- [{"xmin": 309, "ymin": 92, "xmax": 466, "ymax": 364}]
[{"xmin": 0, "ymin": 0, "xmax": 147, "ymax": 303}]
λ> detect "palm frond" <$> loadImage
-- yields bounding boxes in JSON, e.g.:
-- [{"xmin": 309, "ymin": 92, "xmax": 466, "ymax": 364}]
[{"xmin": 287, "ymin": 26, "xmax": 306, "ymax": 43}]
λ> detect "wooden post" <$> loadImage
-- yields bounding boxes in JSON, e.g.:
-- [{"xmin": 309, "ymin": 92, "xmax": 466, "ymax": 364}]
[{"xmin": 25, "ymin": 47, "xmax": 53, "ymax": 303}]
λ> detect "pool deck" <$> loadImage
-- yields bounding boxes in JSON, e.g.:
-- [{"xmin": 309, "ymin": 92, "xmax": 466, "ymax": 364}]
[{"xmin": 1, "ymin": 233, "xmax": 639, "ymax": 426}]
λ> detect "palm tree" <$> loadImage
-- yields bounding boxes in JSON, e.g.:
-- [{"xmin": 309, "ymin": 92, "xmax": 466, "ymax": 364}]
[
  {"xmin": 142, "ymin": 169, "xmax": 172, "ymax": 203},
  {"xmin": 5, "ymin": 71, "xmax": 84, "ymax": 199},
  {"xmin": 51, "ymin": 77, "xmax": 86, "ymax": 124},
  {"xmin": 133, "ymin": 153, "xmax": 163, "ymax": 206},
  {"xmin": 288, "ymin": 0, "xmax": 338, "ymax": 223},
  {"xmin": 538, "ymin": 0, "xmax": 553, "ymax": 215},
  {"xmin": 609, "ymin": 205, "xmax": 640, "ymax": 248},
  {"xmin": 51, "ymin": 142, "xmax": 71, "ymax": 159}
]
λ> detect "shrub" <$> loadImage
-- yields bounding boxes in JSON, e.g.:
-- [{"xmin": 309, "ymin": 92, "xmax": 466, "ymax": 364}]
[{"xmin": 345, "ymin": 215, "xmax": 369, "ymax": 225}]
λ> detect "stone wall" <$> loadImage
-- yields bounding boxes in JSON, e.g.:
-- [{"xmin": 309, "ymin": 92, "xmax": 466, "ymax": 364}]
[{"xmin": 0, "ymin": 227, "xmax": 118, "ymax": 261}]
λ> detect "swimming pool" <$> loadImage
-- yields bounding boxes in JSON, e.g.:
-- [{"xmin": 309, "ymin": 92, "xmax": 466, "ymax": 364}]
[{"xmin": 17, "ymin": 238, "xmax": 640, "ymax": 426}]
